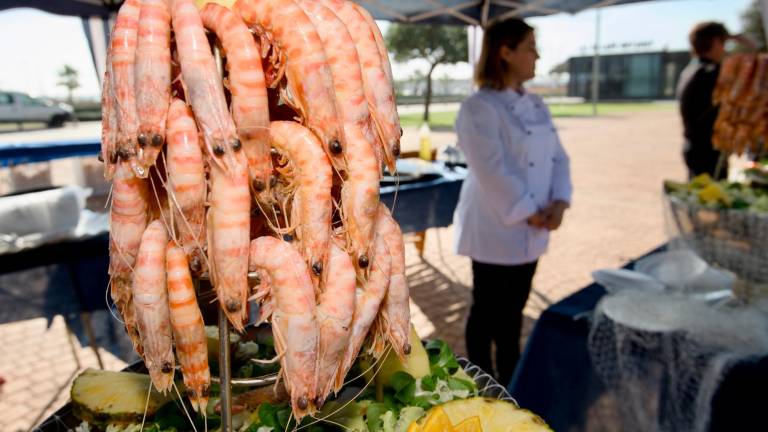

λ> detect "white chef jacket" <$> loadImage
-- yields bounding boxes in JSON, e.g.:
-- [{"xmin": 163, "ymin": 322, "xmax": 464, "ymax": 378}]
[{"xmin": 453, "ymin": 88, "xmax": 572, "ymax": 265}]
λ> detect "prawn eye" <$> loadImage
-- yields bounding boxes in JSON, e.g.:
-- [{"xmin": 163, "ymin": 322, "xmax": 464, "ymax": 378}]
[
  {"xmin": 225, "ymin": 298, "xmax": 240, "ymax": 313},
  {"xmin": 393, "ymin": 143, "xmax": 401, "ymax": 157},
  {"xmin": 253, "ymin": 179, "xmax": 266, "ymax": 191},
  {"xmin": 186, "ymin": 388, "xmax": 196, "ymax": 398},
  {"xmin": 358, "ymin": 254, "xmax": 369, "ymax": 268},
  {"xmin": 116, "ymin": 148, "xmax": 131, "ymax": 160},
  {"xmin": 213, "ymin": 145, "xmax": 226, "ymax": 156},
  {"xmin": 403, "ymin": 343, "xmax": 412, "ymax": 355},
  {"xmin": 98, "ymin": 152, "xmax": 105, "ymax": 162},
  {"xmin": 231, "ymin": 138, "xmax": 242, "ymax": 151},
  {"xmin": 161, "ymin": 361, "xmax": 173, "ymax": 373},
  {"xmin": 329, "ymin": 139, "xmax": 342, "ymax": 154},
  {"xmin": 314, "ymin": 396, "xmax": 325, "ymax": 409},
  {"xmin": 312, "ymin": 262, "xmax": 323, "ymax": 276},
  {"xmin": 137, "ymin": 133, "xmax": 148, "ymax": 147},
  {"xmin": 269, "ymin": 175, "xmax": 278, "ymax": 187},
  {"xmin": 297, "ymin": 396, "xmax": 309, "ymax": 410},
  {"xmin": 189, "ymin": 255, "xmax": 202, "ymax": 273},
  {"xmin": 399, "ymin": 127, "xmax": 404, "ymax": 137},
  {"xmin": 151, "ymin": 133, "xmax": 164, "ymax": 147}
]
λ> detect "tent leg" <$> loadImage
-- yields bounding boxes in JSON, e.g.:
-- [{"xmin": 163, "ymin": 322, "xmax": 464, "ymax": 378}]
[
  {"xmin": 762, "ymin": 0, "xmax": 768, "ymax": 48},
  {"xmin": 591, "ymin": 9, "xmax": 601, "ymax": 116}
]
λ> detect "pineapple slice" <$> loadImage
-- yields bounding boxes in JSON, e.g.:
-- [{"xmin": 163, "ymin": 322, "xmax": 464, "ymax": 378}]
[
  {"xmin": 71, "ymin": 369, "xmax": 176, "ymax": 426},
  {"xmin": 454, "ymin": 416, "xmax": 483, "ymax": 432},
  {"xmin": 377, "ymin": 325, "xmax": 431, "ymax": 386},
  {"xmin": 435, "ymin": 397, "xmax": 551, "ymax": 432},
  {"xmin": 421, "ymin": 406, "xmax": 455, "ymax": 432},
  {"xmin": 407, "ymin": 423, "xmax": 425, "ymax": 432}
]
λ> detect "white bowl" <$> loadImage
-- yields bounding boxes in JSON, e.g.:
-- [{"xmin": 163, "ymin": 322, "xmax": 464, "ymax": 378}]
[{"xmin": 591, "ymin": 268, "xmax": 666, "ymax": 294}]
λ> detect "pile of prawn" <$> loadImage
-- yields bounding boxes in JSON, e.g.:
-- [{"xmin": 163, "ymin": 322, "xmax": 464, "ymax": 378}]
[
  {"xmin": 102, "ymin": 0, "xmax": 410, "ymax": 421},
  {"xmin": 712, "ymin": 53, "xmax": 768, "ymax": 155}
]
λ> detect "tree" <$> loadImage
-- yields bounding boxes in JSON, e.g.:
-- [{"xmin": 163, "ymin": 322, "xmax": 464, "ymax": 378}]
[
  {"xmin": 57, "ymin": 64, "xmax": 80, "ymax": 105},
  {"xmin": 740, "ymin": 0, "xmax": 766, "ymax": 51},
  {"xmin": 386, "ymin": 24, "xmax": 468, "ymax": 122}
]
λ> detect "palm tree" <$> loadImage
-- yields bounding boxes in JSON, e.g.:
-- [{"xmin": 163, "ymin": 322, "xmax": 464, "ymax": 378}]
[{"xmin": 57, "ymin": 65, "xmax": 80, "ymax": 105}]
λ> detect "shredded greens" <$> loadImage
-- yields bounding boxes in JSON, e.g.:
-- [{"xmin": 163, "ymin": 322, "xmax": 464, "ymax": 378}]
[
  {"xmin": 665, "ymin": 174, "xmax": 768, "ymax": 211},
  {"xmin": 324, "ymin": 340, "xmax": 478, "ymax": 432},
  {"xmin": 75, "ymin": 339, "xmax": 474, "ymax": 432}
]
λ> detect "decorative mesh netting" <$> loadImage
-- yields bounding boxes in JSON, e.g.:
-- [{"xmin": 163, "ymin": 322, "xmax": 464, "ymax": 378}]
[
  {"xmin": 588, "ymin": 290, "xmax": 768, "ymax": 431},
  {"xmin": 664, "ymin": 194, "xmax": 768, "ymax": 300}
]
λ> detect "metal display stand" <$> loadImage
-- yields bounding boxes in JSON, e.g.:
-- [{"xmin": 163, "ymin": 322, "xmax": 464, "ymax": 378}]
[
  {"xmin": 217, "ymin": 310, "xmax": 233, "ymax": 431},
  {"xmin": 196, "ymin": 272, "xmax": 278, "ymax": 432}
]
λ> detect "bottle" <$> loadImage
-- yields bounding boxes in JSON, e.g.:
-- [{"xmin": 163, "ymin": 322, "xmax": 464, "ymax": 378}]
[{"xmin": 419, "ymin": 122, "xmax": 432, "ymax": 161}]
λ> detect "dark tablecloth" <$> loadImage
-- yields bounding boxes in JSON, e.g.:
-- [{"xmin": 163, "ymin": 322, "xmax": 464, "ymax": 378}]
[
  {"xmin": 508, "ymin": 245, "xmax": 768, "ymax": 431},
  {"xmin": 380, "ymin": 171, "xmax": 463, "ymax": 233},
  {"xmin": 0, "ymin": 138, "xmax": 100, "ymax": 166}
]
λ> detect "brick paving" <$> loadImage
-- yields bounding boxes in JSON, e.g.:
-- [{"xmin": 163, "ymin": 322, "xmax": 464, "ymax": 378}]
[{"xmin": 0, "ymin": 107, "xmax": 689, "ymax": 430}]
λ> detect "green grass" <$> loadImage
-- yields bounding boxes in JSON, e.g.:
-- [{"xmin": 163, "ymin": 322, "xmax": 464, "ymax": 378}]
[
  {"xmin": 399, "ymin": 102, "xmax": 676, "ymax": 129},
  {"xmin": 399, "ymin": 111, "xmax": 458, "ymax": 129},
  {"xmin": 548, "ymin": 102, "xmax": 675, "ymax": 117}
]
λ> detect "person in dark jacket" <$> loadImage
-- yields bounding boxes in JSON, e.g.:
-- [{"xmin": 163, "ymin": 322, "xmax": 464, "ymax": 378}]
[{"xmin": 677, "ymin": 22, "xmax": 754, "ymax": 179}]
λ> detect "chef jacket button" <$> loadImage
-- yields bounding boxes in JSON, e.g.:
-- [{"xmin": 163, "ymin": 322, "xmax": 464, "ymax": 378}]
[
  {"xmin": 530, "ymin": 193, "xmax": 535, "ymax": 198},
  {"xmin": 526, "ymin": 130, "xmax": 532, "ymax": 135},
  {"xmin": 529, "ymin": 162, "xmax": 534, "ymax": 167},
  {"xmin": 535, "ymin": 104, "xmax": 540, "ymax": 109}
]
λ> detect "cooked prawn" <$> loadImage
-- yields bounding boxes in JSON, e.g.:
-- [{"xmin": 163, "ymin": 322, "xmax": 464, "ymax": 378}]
[
  {"xmin": 200, "ymin": 3, "xmax": 273, "ymax": 197},
  {"xmin": 298, "ymin": 0, "xmax": 381, "ymax": 272},
  {"xmin": 352, "ymin": 2, "xmax": 394, "ymax": 90},
  {"xmin": 133, "ymin": 220, "xmax": 174, "ymax": 393},
  {"xmin": 166, "ymin": 98, "xmax": 207, "ymax": 274},
  {"xmin": 234, "ymin": 0, "xmax": 348, "ymax": 173},
  {"xmin": 321, "ymin": 0, "xmax": 401, "ymax": 172},
  {"xmin": 268, "ymin": 121, "xmax": 332, "ymax": 288},
  {"xmin": 315, "ymin": 236, "xmax": 355, "ymax": 406},
  {"xmin": 109, "ymin": 161, "xmax": 150, "ymax": 356},
  {"xmin": 135, "ymin": 0, "xmax": 172, "ymax": 170},
  {"xmin": 172, "ymin": 0, "xmax": 243, "ymax": 174},
  {"xmin": 111, "ymin": 0, "xmax": 143, "ymax": 176},
  {"xmin": 249, "ymin": 236, "xmax": 319, "ymax": 419},
  {"xmin": 207, "ymin": 156, "xmax": 251, "ymax": 332},
  {"xmin": 101, "ymin": 64, "xmax": 118, "ymax": 180},
  {"xmin": 334, "ymin": 220, "xmax": 392, "ymax": 391},
  {"xmin": 167, "ymin": 243, "xmax": 210, "ymax": 412},
  {"xmin": 372, "ymin": 204, "xmax": 411, "ymax": 360}
]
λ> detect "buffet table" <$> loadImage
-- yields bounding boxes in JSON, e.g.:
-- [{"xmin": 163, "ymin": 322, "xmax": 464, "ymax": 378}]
[
  {"xmin": 0, "ymin": 163, "xmax": 464, "ymax": 315},
  {"xmin": 509, "ymin": 245, "xmax": 768, "ymax": 431}
]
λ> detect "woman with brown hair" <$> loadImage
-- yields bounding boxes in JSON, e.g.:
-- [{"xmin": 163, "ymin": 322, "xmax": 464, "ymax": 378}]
[{"xmin": 453, "ymin": 18, "xmax": 572, "ymax": 385}]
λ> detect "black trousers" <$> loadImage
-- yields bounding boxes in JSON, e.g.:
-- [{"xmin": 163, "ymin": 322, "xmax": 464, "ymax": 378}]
[
  {"xmin": 684, "ymin": 148, "xmax": 728, "ymax": 180},
  {"xmin": 466, "ymin": 259, "xmax": 538, "ymax": 387}
]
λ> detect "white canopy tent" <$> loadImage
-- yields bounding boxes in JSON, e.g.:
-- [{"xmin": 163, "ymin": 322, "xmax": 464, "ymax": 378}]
[{"xmin": 2, "ymin": 0, "xmax": 767, "ymax": 107}]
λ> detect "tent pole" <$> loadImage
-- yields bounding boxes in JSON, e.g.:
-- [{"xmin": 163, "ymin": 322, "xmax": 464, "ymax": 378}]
[
  {"xmin": 81, "ymin": 16, "xmax": 110, "ymax": 88},
  {"xmin": 591, "ymin": 8, "xmax": 601, "ymax": 116},
  {"xmin": 762, "ymin": 0, "xmax": 768, "ymax": 48}
]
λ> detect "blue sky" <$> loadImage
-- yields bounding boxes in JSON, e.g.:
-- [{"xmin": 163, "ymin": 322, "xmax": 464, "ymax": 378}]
[{"xmin": 0, "ymin": 0, "xmax": 755, "ymax": 99}]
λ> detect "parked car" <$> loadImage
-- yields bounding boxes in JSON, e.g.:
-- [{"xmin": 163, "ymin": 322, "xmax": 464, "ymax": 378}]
[{"xmin": 0, "ymin": 91, "xmax": 74, "ymax": 127}]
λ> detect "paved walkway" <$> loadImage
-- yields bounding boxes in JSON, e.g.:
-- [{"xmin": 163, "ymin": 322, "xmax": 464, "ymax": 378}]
[{"xmin": 0, "ymin": 107, "xmax": 688, "ymax": 430}]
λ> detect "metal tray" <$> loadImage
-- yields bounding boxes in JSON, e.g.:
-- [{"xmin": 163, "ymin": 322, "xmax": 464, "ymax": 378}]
[{"xmin": 36, "ymin": 351, "xmax": 515, "ymax": 431}]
